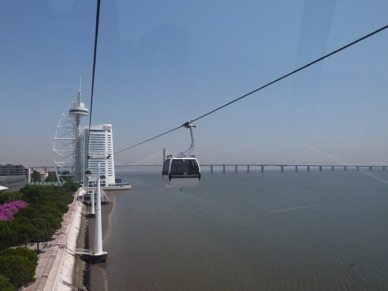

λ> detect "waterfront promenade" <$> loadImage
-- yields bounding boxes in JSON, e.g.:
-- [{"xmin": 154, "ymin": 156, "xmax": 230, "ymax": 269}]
[{"xmin": 22, "ymin": 193, "xmax": 85, "ymax": 291}]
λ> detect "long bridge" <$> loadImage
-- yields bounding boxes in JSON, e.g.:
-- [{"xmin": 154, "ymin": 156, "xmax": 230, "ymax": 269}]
[
  {"xmin": 31, "ymin": 164, "xmax": 388, "ymax": 174},
  {"xmin": 202, "ymin": 164, "xmax": 388, "ymax": 174},
  {"xmin": 114, "ymin": 164, "xmax": 388, "ymax": 174}
]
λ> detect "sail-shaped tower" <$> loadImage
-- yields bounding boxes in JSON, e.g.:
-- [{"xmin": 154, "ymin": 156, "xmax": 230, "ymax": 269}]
[{"xmin": 53, "ymin": 82, "xmax": 89, "ymax": 184}]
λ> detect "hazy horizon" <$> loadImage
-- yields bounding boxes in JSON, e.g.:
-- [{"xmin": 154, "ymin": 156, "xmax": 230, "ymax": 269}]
[{"xmin": 1, "ymin": 0, "xmax": 387, "ymax": 166}]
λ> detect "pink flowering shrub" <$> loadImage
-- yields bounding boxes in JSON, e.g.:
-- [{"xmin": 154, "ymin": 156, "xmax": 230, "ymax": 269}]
[{"xmin": 0, "ymin": 200, "xmax": 28, "ymax": 221}]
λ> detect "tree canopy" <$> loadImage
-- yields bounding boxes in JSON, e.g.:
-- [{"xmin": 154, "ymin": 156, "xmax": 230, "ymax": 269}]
[
  {"xmin": 0, "ymin": 183, "xmax": 78, "ymax": 289},
  {"xmin": 0, "ymin": 274, "xmax": 14, "ymax": 291}
]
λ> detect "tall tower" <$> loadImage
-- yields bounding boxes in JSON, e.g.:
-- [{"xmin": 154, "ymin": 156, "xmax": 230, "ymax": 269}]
[
  {"xmin": 69, "ymin": 83, "xmax": 89, "ymax": 182},
  {"xmin": 53, "ymin": 82, "xmax": 89, "ymax": 184}
]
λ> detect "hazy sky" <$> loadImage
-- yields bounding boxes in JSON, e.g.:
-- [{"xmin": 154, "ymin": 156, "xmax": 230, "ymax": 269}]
[{"xmin": 1, "ymin": 0, "xmax": 388, "ymax": 166}]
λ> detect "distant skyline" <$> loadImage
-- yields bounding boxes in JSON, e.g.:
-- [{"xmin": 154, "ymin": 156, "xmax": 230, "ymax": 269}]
[{"xmin": 1, "ymin": 0, "xmax": 388, "ymax": 166}]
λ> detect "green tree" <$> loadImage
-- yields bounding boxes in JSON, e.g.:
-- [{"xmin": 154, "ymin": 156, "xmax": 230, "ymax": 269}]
[
  {"xmin": 30, "ymin": 218, "xmax": 51, "ymax": 252},
  {"xmin": 15, "ymin": 205, "xmax": 42, "ymax": 220},
  {"xmin": 20, "ymin": 185, "xmax": 55, "ymax": 203},
  {"xmin": 45, "ymin": 171, "xmax": 58, "ymax": 182},
  {"xmin": 0, "ymin": 222, "xmax": 15, "ymax": 251},
  {"xmin": 0, "ymin": 248, "xmax": 37, "ymax": 289},
  {"xmin": 12, "ymin": 218, "xmax": 36, "ymax": 247},
  {"xmin": 0, "ymin": 274, "xmax": 14, "ymax": 291},
  {"xmin": 31, "ymin": 170, "xmax": 41, "ymax": 182},
  {"xmin": 20, "ymin": 226, "xmax": 36, "ymax": 247},
  {"xmin": 40, "ymin": 212, "xmax": 62, "ymax": 233},
  {"xmin": 0, "ymin": 247, "xmax": 38, "ymax": 265},
  {"xmin": 0, "ymin": 255, "xmax": 36, "ymax": 288},
  {"xmin": 0, "ymin": 191, "xmax": 23, "ymax": 204},
  {"xmin": 62, "ymin": 181, "xmax": 80, "ymax": 192}
]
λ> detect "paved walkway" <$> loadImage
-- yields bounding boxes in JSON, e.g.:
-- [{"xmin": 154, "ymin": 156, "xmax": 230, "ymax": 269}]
[{"xmin": 22, "ymin": 197, "xmax": 84, "ymax": 291}]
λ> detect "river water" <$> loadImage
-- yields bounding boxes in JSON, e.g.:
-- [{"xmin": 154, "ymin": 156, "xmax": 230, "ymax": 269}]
[{"xmin": 103, "ymin": 169, "xmax": 388, "ymax": 290}]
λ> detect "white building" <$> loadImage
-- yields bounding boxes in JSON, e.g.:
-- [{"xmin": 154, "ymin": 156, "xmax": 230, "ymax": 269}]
[{"xmin": 83, "ymin": 124, "xmax": 116, "ymax": 187}]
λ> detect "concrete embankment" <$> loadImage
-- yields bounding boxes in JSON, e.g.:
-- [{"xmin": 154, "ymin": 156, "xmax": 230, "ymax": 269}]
[{"xmin": 22, "ymin": 189, "xmax": 86, "ymax": 291}]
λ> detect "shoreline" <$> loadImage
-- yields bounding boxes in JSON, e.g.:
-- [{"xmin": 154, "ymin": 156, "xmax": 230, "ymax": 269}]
[
  {"xmin": 86, "ymin": 190, "xmax": 126, "ymax": 291},
  {"xmin": 74, "ymin": 203, "xmax": 88, "ymax": 290},
  {"xmin": 21, "ymin": 188, "xmax": 126, "ymax": 291}
]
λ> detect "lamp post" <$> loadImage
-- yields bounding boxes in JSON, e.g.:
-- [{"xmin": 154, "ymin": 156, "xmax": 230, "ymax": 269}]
[
  {"xmin": 91, "ymin": 184, "xmax": 95, "ymax": 216},
  {"xmin": 85, "ymin": 170, "xmax": 95, "ymax": 218}
]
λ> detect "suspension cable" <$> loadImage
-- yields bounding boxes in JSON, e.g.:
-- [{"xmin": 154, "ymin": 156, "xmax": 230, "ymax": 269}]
[
  {"xmin": 87, "ymin": 0, "xmax": 102, "ymax": 135},
  {"xmin": 115, "ymin": 125, "xmax": 183, "ymax": 154},
  {"xmin": 187, "ymin": 25, "xmax": 388, "ymax": 125},
  {"xmin": 114, "ymin": 24, "xmax": 388, "ymax": 155}
]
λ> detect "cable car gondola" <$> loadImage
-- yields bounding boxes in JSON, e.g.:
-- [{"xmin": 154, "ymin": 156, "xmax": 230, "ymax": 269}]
[
  {"xmin": 162, "ymin": 156, "xmax": 201, "ymax": 188},
  {"xmin": 162, "ymin": 123, "xmax": 201, "ymax": 189}
]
